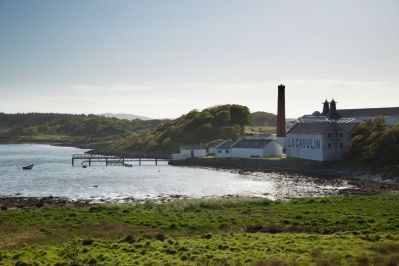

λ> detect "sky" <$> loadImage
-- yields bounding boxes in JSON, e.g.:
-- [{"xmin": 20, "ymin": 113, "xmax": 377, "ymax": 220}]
[{"xmin": 0, "ymin": 0, "xmax": 398, "ymax": 119}]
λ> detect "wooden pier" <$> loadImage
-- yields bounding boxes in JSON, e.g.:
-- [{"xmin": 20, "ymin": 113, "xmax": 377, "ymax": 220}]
[{"xmin": 72, "ymin": 154, "xmax": 169, "ymax": 167}]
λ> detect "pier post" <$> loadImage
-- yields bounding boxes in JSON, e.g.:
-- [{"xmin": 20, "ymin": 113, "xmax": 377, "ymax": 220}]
[
  {"xmin": 155, "ymin": 158, "xmax": 158, "ymax": 166},
  {"xmin": 89, "ymin": 158, "xmax": 91, "ymax": 166},
  {"xmin": 72, "ymin": 158, "xmax": 74, "ymax": 166},
  {"xmin": 139, "ymin": 158, "xmax": 141, "ymax": 166},
  {"xmin": 106, "ymin": 158, "xmax": 108, "ymax": 166}
]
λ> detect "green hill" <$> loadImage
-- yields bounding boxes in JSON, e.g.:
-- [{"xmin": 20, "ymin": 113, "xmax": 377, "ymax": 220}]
[
  {"xmin": 250, "ymin": 111, "xmax": 277, "ymax": 126},
  {"xmin": 113, "ymin": 104, "xmax": 251, "ymax": 154},
  {"xmin": 0, "ymin": 105, "xmax": 252, "ymax": 155},
  {"xmin": 0, "ymin": 112, "xmax": 165, "ymax": 144}
]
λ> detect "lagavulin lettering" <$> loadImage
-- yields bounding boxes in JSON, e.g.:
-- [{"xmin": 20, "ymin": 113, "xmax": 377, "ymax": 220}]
[{"xmin": 288, "ymin": 138, "xmax": 320, "ymax": 149}]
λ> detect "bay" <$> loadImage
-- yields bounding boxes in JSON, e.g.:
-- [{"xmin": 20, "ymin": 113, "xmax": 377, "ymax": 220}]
[{"xmin": 0, "ymin": 144, "xmax": 350, "ymax": 201}]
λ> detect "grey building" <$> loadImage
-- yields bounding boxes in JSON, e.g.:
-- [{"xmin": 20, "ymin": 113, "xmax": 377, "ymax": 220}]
[{"xmin": 286, "ymin": 100, "xmax": 399, "ymax": 161}]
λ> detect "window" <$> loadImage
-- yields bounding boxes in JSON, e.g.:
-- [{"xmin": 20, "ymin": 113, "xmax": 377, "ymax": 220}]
[
  {"xmin": 225, "ymin": 150, "xmax": 230, "ymax": 153},
  {"xmin": 340, "ymin": 143, "xmax": 343, "ymax": 148},
  {"xmin": 328, "ymin": 143, "xmax": 331, "ymax": 148},
  {"xmin": 218, "ymin": 150, "xmax": 222, "ymax": 153},
  {"xmin": 328, "ymin": 133, "xmax": 332, "ymax": 138},
  {"xmin": 340, "ymin": 133, "xmax": 343, "ymax": 138}
]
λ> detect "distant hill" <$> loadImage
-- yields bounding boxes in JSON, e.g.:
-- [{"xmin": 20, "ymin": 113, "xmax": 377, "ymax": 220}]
[
  {"xmin": 0, "ymin": 112, "xmax": 164, "ymax": 144},
  {"xmin": 101, "ymin": 113, "xmax": 152, "ymax": 121},
  {"xmin": 251, "ymin": 111, "xmax": 277, "ymax": 126}
]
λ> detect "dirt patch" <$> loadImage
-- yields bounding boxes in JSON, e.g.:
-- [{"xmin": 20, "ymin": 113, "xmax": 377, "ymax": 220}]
[
  {"xmin": 246, "ymin": 225, "xmax": 315, "ymax": 234},
  {"xmin": 0, "ymin": 196, "xmax": 89, "ymax": 210}
]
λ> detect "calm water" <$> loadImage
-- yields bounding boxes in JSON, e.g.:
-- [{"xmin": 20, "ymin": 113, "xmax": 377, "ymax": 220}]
[{"xmin": 0, "ymin": 144, "xmax": 350, "ymax": 201}]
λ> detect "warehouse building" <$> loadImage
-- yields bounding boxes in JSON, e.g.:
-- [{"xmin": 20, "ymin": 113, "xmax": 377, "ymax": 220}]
[
  {"xmin": 214, "ymin": 140, "xmax": 234, "ymax": 158},
  {"xmin": 231, "ymin": 138, "xmax": 283, "ymax": 158},
  {"xmin": 286, "ymin": 98, "xmax": 399, "ymax": 161}
]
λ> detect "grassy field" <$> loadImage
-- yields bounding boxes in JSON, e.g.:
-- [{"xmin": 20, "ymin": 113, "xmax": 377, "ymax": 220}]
[
  {"xmin": 244, "ymin": 126, "xmax": 277, "ymax": 135},
  {"xmin": 1, "ymin": 194, "xmax": 399, "ymax": 265}
]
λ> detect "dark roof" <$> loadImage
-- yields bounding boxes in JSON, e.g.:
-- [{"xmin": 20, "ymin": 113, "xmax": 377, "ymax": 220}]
[
  {"xmin": 217, "ymin": 140, "xmax": 233, "ymax": 149},
  {"xmin": 287, "ymin": 122, "xmax": 334, "ymax": 135},
  {"xmin": 231, "ymin": 138, "xmax": 272, "ymax": 149},
  {"xmin": 337, "ymin": 107, "xmax": 399, "ymax": 118},
  {"xmin": 287, "ymin": 122, "xmax": 359, "ymax": 135},
  {"xmin": 337, "ymin": 122, "xmax": 359, "ymax": 132},
  {"xmin": 208, "ymin": 140, "xmax": 225, "ymax": 149}
]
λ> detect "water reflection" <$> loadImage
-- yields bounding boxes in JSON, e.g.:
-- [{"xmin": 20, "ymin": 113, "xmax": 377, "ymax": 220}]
[{"xmin": 0, "ymin": 144, "xmax": 351, "ymax": 201}]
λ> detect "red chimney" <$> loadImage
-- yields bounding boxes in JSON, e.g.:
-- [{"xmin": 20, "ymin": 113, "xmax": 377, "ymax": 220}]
[{"xmin": 277, "ymin": 84, "xmax": 286, "ymax": 137}]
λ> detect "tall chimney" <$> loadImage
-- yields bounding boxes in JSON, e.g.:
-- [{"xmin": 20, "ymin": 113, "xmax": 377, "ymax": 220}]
[{"xmin": 277, "ymin": 84, "xmax": 286, "ymax": 137}]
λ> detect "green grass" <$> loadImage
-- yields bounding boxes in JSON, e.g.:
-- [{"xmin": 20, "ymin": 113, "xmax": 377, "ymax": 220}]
[
  {"xmin": 1, "ymin": 193, "xmax": 399, "ymax": 265},
  {"xmin": 245, "ymin": 126, "xmax": 277, "ymax": 135}
]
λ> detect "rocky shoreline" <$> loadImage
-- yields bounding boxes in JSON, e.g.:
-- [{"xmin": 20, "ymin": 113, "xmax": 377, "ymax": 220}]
[
  {"xmin": 169, "ymin": 157, "xmax": 399, "ymax": 181},
  {"xmin": 169, "ymin": 157, "xmax": 399, "ymax": 194}
]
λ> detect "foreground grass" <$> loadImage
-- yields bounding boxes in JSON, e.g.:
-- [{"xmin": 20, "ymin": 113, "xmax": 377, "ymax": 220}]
[{"xmin": 0, "ymin": 194, "xmax": 399, "ymax": 265}]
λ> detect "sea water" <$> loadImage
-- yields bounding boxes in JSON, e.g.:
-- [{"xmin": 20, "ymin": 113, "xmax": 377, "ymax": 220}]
[{"xmin": 0, "ymin": 144, "xmax": 351, "ymax": 201}]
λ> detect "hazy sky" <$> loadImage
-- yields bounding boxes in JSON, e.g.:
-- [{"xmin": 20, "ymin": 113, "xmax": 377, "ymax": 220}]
[{"xmin": 0, "ymin": 0, "xmax": 398, "ymax": 118}]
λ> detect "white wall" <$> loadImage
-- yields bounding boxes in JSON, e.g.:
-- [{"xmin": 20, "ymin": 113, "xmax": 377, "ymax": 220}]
[
  {"xmin": 275, "ymin": 136, "xmax": 286, "ymax": 148},
  {"xmin": 286, "ymin": 134, "xmax": 324, "ymax": 161},
  {"xmin": 263, "ymin": 141, "xmax": 283, "ymax": 157},
  {"xmin": 215, "ymin": 149, "xmax": 231, "ymax": 158},
  {"xmin": 208, "ymin": 147, "xmax": 217, "ymax": 154},
  {"xmin": 180, "ymin": 149, "xmax": 206, "ymax": 158},
  {"xmin": 231, "ymin": 148, "xmax": 264, "ymax": 158}
]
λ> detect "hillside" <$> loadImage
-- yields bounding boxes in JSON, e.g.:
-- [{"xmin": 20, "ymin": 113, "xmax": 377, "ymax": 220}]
[
  {"xmin": 0, "ymin": 112, "xmax": 164, "ymax": 145},
  {"xmin": 0, "ymin": 105, "xmax": 252, "ymax": 155},
  {"xmin": 250, "ymin": 111, "xmax": 277, "ymax": 126},
  {"xmin": 109, "ymin": 104, "xmax": 251, "ymax": 154}
]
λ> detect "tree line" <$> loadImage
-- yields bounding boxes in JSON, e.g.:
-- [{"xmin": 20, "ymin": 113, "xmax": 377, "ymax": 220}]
[{"xmin": 345, "ymin": 118, "xmax": 399, "ymax": 173}]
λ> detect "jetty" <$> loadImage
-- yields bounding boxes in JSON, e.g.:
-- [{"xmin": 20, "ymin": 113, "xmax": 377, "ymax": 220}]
[{"xmin": 72, "ymin": 154, "xmax": 169, "ymax": 166}]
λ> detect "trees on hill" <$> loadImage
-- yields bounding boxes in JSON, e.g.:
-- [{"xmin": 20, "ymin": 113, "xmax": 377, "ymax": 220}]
[
  {"xmin": 0, "ymin": 113, "xmax": 164, "ymax": 142},
  {"xmin": 119, "ymin": 104, "xmax": 251, "ymax": 153},
  {"xmin": 0, "ymin": 105, "xmax": 252, "ymax": 154},
  {"xmin": 345, "ymin": 118, "xmax": 399, "ymax": 172},
  {"xmin": 251, "ymin": 111, "xmax": 277, "ymax": 126}
]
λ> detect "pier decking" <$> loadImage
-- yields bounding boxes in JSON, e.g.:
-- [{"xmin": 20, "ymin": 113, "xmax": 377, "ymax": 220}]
[{"xmin": 72, "ymin": 154, "xmax": 169, "ymax": 166}]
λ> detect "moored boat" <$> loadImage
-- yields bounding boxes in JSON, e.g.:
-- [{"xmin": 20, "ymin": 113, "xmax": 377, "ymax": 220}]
[{"xmin": 22, "ymin": 164, "xmax": 34, "ymax": 170}]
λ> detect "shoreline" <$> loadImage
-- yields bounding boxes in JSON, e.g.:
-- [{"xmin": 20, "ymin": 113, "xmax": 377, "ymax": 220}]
[{"xmin": 169, "ymin": 157, "xmax": 399, "ymax": 181}]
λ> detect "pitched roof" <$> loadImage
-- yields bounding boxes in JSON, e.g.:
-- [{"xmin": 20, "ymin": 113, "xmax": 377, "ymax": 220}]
[
  {"xmin": 208, "ymin": 140, "xmax": 225, "ymax": 149},
  {"xmin": 287, "ymin": 122, "xmax": 359, "ymax": 135},
  {"xmin": 337, "ymin": 107, "xmax": 399, "ymax": 118},
  {"xmin": 287, "ymin": 122, "xmax": 334, "ymax": 135},
  {"xmin": 231, "ymin": 138, "xmax": 272, "ymax": 149},
  {"xmin": 217, "ymin": 140, "xmax": 233, "ymax": 149},
  {"xmin": 337, "ymin": 122, "xmax": 359, "ymax": 132}
]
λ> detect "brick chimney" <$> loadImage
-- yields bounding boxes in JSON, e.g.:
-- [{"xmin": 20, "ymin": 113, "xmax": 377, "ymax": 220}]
[{"xmin": 277, "ymin": 84, "xmax": 286, "ymax": 137}]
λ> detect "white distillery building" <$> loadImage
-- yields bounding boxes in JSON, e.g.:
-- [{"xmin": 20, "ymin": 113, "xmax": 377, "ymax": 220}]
[
  {"xmin": 231, "ymin": 138, "xmax": 283, "ymax": 158},
  {"xmin": 215, "ymin": 140, "xmax": 234, "ymax": 158},
  {"xmin": 172, "ymin": 145, "xmax": 206, "ymax": 160},
  {"xmin": 208, "ymin": 140, "xmax": 226, "ymax": 155},
  {"xmin": 286, "ymin": 99, "xmax": 399, "ymax": 161},
  {"xmin": 286, "ymin": 122, "xmax": 357, "ymax": 161}
]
